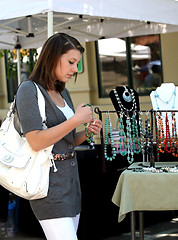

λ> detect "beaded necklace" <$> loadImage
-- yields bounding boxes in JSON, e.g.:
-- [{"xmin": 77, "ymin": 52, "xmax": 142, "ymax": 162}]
[
  {"xmin": 172, "ymin": 112, "xmax": 178, "ymax": 157},
  {"xmin": 156, "ymin": 112, "xmax": 175, "ymax": 156},
  {"xmin": 113, "ymin": 87, "xmax": 137, "ymax": 117},
  {"xmin": 112, "ymin": 129, "xmax": 120, "ymax": 154},
  {"xmin": 139, "ymin": 111, "xmax": 145, "ymax": 156},
  {"xmin": 118, "ymin": 112, "xmax": 127, "ymax": 156},
  {"xmin": 83, "ymin": 104, "xmax": 95, "ymax": 148},
  {"xmin": 111, "ymin": 114, "xmax": 127, "ymax": 156},
  {"xmin": 154, "ymin": 86, "xmax": 176, "ymax": 111},
  {"xmin": 112, "ymin": 87, "xmax": 140, "ymax": 164},
  {"xmin": 145, "ymin": 112, "xmax": 153, "ymax": 160},
  {"xmin": 126, "ymin": 114, "xmax": 134, "ymax": 164},
  {"xmin": 153, "ymin": 87, "xmax": 176, "ymax": 140},
  {"xmin": 104, "ymin": 113, "xmax": 117, "ymax": 161},
  {"xmin": 164, "ymin": 112, "xmax": 172, "ymax": 153},
  {"xmin": 154, "ymin": 112, "xmax": 160, "ymax": 161},
  {"xmin": 158, "ymin": 112, "xmax": 165, "ymax": 154},
  {"xmin": 132, "ymin": 113, "xmax": 141, "ymax": 154}
]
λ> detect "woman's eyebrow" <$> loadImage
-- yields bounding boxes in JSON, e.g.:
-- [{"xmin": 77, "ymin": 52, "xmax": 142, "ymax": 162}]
[{"xmin": 70, "ymin": 58, "xmax": 80, "ymax": 63}]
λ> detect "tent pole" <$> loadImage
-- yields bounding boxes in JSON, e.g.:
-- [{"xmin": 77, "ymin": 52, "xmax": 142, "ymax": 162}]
[
  {"xmin": 48, "ymin": 11, "xmax": 53, "ymax": 38},
  {"xmin": 17, "ymin": 49, "xmax": 21, "ymax": 85}
]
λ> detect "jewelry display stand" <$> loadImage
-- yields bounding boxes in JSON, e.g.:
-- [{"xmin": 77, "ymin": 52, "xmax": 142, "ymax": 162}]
[
  {"xmin": 109, "ymin": 86, "xmax": 140, "ymax": 113},
  {"xmin": 150, "ymin": 83, "xmax": 178, "ymax": 135},
  {"xmin": 95, "ymin": 85, "xmax": 178, "ymax": 172},
  {"xmin": 109, "ymin": 86, "xmax": 140, "ymax": 132},
  {"xmin": 95, "ymin": 107, "xmax": 178, "ymax": 172},
  {"xmin": 150, "ymin": 83, "xmax": 178, "ymax": 110},
  {"xmin": 94, "ymin": 107, "xmax": 155, "ymax": 172}
]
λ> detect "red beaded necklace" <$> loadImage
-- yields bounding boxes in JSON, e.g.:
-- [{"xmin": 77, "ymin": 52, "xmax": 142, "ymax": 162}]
[
  {"xmin": 172, "ymin": 112, "xmax": 178, "ymax": 157},
  {"xmin": 158, "ymin": 113, "xmax": 165, "ymax": 154},
  {"xmin": 164, "ymin": 112, "xmax": 172, "ymax": 153},
  {"xmin": 154, "ymin": 113, "xmax": 160, "ymax": 161}
]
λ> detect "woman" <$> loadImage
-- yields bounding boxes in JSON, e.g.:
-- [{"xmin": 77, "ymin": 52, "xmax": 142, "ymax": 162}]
[{"xmin": 16, "ymin": 33, "xmax": 102, "ymax": 240}]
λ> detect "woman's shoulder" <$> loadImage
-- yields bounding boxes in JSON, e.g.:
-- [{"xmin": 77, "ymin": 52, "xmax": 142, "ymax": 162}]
[
  {"xmin": 17, "ymin": 80, "xmax": 36, "ymax": 95},
  {"xmin": 18, "ymin": 80, "xmax": 35, "ymax": 90},
  {"xmin": 16, "ymin": 80, "xmax": 38, "ymax": 102}
]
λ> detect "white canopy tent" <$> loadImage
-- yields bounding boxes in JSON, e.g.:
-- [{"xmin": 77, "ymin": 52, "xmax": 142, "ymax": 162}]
[
  {"xmin": 1, "ymin": 0, "xmax": 178, "ymax": 83},
  {"xmin": 1, "ymin": 0, "xmax": 178, "ymax": 50}
]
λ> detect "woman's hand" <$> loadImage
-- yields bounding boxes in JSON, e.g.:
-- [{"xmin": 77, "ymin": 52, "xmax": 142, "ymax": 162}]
[
  {"xmin": 74, "ymin": 103, "xmax": 93, "ymax": 125},
  {"xmin": 87, "ymin": 118, "xmax": 102, "ymax": 136},
  {"xmin": 74, "ymin": 117, "xmax": 102, "ymax": 146}
]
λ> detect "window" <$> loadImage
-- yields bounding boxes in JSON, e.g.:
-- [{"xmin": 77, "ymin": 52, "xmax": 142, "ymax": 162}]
[
  {"xmin": 131, "ymin": 35, "xmax": 163, "ymax": 95},
  {"xmin": 96, "ymin": 39, "xmax": 128, "ymax": 98},
  {"xmin": 96, "ymin": 34, "xmax": 163, "ymax": 98}
]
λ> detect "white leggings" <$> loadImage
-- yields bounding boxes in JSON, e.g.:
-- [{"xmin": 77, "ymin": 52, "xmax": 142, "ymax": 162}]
[{"xmin": 39, "ymin": 214, "xmax": 80, "ymax": 240}]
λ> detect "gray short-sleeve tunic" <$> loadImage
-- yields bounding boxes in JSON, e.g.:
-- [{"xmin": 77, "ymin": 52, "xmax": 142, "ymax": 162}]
[{"xmin": 16, "ymin": 80, "xmax": 81, "ymax": 220}]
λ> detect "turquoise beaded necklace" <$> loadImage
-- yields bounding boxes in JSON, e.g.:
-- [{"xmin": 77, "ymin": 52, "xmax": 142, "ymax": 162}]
[
  {"xmin": 154, "ymin": 86, "xmax": 176, "ymax": 111},
  {"xmin": 83, "ymin": 104, "xmax": 95, "ymax": 148},
  {"xmin": 139, "ymin": 111, "xmax": 146, "ymax": 156},
  {"xmin": 126, "ymin": 115, "xmax": 134, "ymax": 164},
  {"xmin": 118, "ymin": 113, "xmax": 127, "ymax": 156},
  {"xmin": 125, "ymin": 112, "xmax": 142, "ymax": 164},
  {"xmin": 132, "ymin": 113, "xmax": 141, "ymax": 154},
  {"xmin": 104, "ymin": 113, "xmax": 117, "ymax": 161}
]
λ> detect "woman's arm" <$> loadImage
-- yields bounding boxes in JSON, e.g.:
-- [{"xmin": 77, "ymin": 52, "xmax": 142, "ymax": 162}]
[{"xmin": 25, "ymin": 104, "xmax": 93, "ymax": 151}]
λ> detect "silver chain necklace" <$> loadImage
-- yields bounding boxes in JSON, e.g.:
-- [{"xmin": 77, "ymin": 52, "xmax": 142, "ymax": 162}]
[{"xmin": 113, "ymin": 86, "xmax": 137, "ymax": 116}]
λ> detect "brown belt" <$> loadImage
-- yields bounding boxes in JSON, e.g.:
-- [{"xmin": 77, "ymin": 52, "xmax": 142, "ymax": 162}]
[{"xmin": 52, "ymin": 151, "xmax": 76, "ymax": 161}]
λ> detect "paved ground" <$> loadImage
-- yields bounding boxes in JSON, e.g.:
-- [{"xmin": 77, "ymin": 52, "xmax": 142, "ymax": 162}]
[
  {"xmin": 1, "ymin": 216, "xmax": 178, "ymax": 240},
  {"xmin": 104, "ymin": 217, "xmax": 178, "ymax": 240}
]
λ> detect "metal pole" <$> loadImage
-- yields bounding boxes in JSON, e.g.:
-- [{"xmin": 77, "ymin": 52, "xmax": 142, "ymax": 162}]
[
  {"xmin": 139, "ymin": 211, "xmax": 144, "ymax": 240},
  {"xmin": 48, "ymin": 11, "xmax": 53, "ymax": 38},
  {"xmin": 150, "ymin": 110, "xmax": 155, "ymax": 167},
  {"xmin": 131, "ymin": 211, "xmax": 136, "ymax": 240},
  {"xmin": 94, "ymin": 107, "xmax": 106, "ymax": 172},
  {"xmin": 16, "ymin": 49, "xmax": 21, "ymax": 85},
  {"xmin": 126, "ymin": 37, "xmax": 133, "ymax": 89}
]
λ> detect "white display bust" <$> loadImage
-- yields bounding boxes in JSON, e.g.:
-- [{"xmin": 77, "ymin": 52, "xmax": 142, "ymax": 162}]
[
  {"xmin": 150, "ymin": 83, "xmax": 178, "ymax": 110},
  {"xmin": 150, "ymin": 83, "xmax": 178, "ymax": 135}
]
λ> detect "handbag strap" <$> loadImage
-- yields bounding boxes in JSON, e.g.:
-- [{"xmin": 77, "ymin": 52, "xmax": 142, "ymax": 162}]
[
  {"xmin": 1, "ymin": 82, "xmax": 47, "ymax": 136},
  {"xmin": 33, "ymin": 82, "xmax": 47, "ymax": 129}
]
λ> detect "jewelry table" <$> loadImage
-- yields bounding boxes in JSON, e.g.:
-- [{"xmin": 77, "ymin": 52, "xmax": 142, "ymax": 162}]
[{"xmin": 112, "ymin": 162, "xmax": 178, "ymax": 240}]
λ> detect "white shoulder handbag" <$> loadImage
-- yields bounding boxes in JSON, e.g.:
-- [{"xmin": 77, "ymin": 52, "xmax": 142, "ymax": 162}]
[{"xmin": 0, "ymin": 83, "xmax": 54, "ymax": 200}]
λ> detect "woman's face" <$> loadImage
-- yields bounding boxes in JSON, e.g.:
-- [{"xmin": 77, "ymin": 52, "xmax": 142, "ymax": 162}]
[{"xmin": 55, "ymin": 49, "xmax": 81, "ymax": 82}]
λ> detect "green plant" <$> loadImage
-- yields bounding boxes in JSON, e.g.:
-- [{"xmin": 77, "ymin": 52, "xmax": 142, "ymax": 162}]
[
  {"xmin": 5, "ymin": 49, "xmax": 38, "ymax": 80},
  {"xmin": 0, "ymin": 50, "xmax": 4, "ymax": 58},
  {"xmin": 5, "ymin": 50, "xmax": 17, "ymax": 80},
  {"xmin": 4, "ymin": 49, "xmax": 38, "ymax": 102}
]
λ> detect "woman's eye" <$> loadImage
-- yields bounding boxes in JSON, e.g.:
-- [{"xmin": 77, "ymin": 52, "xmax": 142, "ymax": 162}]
[{"xmin": 69, "ymin": 61, "xmax": 74, "ymax": 64}]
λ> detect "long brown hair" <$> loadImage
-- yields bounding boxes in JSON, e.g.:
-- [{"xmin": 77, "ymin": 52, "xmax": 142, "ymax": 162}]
[{"xmin": 29, "ymin": 33, "xmax": 85, "ymax": 92}]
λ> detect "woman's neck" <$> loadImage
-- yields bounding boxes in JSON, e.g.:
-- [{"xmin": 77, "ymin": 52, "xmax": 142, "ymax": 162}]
[{"xmin": 47, "ymin": 90, "xmax": 65, "ymax": 107}]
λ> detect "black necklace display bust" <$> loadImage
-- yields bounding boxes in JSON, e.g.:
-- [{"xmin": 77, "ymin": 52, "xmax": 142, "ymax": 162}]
[
  {"xmin": 109, "ymin": 86, "xmax": 140, "ymax": 114},
  {"xmin": 109, "ymin": 86, "xmax": 140, "ymax": 130}
]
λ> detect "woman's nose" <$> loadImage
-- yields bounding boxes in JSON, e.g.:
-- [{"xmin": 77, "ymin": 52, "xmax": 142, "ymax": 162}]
[{"xmin": 72, "ymin": 64, "xmax": 78, "ymax": 73}]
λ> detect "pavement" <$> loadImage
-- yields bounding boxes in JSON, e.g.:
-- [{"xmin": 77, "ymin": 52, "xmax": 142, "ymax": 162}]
[
  {"xmin": 104, "ymin": 217, "xmax": 178, "ymax": 240},
  {"xmin": 1, "ymin": 216, "xmax": 178, "ymax": 240}
]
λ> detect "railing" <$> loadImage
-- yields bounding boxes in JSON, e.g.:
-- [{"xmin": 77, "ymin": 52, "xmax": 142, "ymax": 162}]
[{"xmin": 94, "ymin": 107, "xmax": 178, "ymax": 171}]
